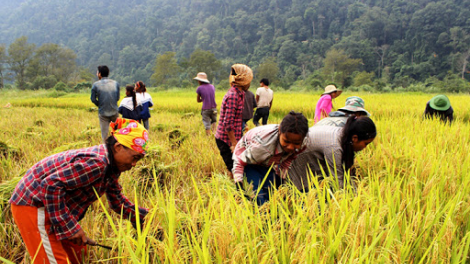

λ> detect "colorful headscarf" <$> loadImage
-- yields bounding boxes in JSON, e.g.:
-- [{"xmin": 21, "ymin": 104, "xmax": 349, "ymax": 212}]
[
  {"xmin": 229, "ymin": 64, "xmax": 253, "ymax": 90},
  {"xmin": 110, "ymin": 118, "xmax": 148, "ymax": 155}
]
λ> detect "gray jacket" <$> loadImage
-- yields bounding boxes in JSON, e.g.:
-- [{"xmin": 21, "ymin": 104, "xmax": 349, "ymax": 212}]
[{"xmin": 91, "ymin": 77, "xmax": 120, "ymax": 116}]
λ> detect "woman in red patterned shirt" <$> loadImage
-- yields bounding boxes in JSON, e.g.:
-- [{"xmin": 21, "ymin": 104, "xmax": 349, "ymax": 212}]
[{"xmin": 9, "ymin": 118, "xmax": 149, "ymax": 264}]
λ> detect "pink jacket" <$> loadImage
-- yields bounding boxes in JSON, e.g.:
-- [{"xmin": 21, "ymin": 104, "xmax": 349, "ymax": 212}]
[{"xmin": 314, "ymin": 94, "xmax": 332, "ymax": 123}]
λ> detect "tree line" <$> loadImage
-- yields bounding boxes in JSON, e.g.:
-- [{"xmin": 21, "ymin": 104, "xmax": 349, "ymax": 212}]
[
  {"xmin": 0, "ymin": 36, "xmax": 91, "ymax": 90},
  {"xmin": 0, "ymin": 0, "xmax": 470, "ymax": 91}
]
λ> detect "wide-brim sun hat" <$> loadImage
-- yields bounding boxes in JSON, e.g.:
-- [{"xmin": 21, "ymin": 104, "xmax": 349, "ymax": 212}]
[
  {"xmin": 429, "ymin": 94, "xmax": 451, "ymax": 111},
  {"xmin": 322, "ymin": 85, "xmax": 342, "ymax": 96},
  {"xmin": 193, "ymin": 72, "xmax": 210, "ymax": 83},
  {"xmin": 339, "ymin": 96, "xmax": 370, "ymax": 116}
]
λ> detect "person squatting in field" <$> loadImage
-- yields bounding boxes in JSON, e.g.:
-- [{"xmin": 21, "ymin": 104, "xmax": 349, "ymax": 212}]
[
  {"xmin": 288, "ymin": 116, "xmax": 377, "ymax": 193},
  {"xmin": 119, "ymin": 85, "xmax": 143, "ymax": 122},
  {"xmin": 215, "ymin": 64, "xmax": 253, "ymax": 178},
  {"xmin": 232, "ymin": 111, "xmax": 309, "ymax": 205},
  {"xmin": 194, "ymin": 72, "xmax": 218, "ymax": 135},
  {"xmin": 423, "ymin": 94, "xmax": 453, "ymax": 125},
  {"xmin": 9, "ymin": 118, "xmax": 149, "ymax": 264},
  {"xmin": 314, "ymin": 85, "xmax": 342, "ymax": 123},
  {"xmin": 135, "ymin": 81, "xmax": 154, "ymax": 130},
  {"xmin": 315, "ymin": 96, "xmax": 370, "ymax": 127}
]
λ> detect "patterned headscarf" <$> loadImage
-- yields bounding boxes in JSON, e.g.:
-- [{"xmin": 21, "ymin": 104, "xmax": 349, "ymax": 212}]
[
  {"xmin": 110, "ymin": 118, "xmax": 148, "ymax": 155},
  {"xmin": 229, "ymin": 64, "xmax": 253, "ymax": 90}
]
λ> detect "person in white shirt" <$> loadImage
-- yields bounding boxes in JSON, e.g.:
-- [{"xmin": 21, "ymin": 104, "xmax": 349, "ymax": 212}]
[
  {"xmin": 253, "ymin": 78, "xmax": 273, "ymax": 126},
  {"xmin": 135, "ymin": 81, "xmax": 154, "ymax": 130}
]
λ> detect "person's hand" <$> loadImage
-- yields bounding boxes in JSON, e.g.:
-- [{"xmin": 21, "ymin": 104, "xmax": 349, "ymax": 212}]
[
  {"xmin": 230, "ymin": 146, "xmax": 235, "ymax": 153},
  {"xmin": 68, "ymin": 229, "xmax": 96, "ymax": 246}
]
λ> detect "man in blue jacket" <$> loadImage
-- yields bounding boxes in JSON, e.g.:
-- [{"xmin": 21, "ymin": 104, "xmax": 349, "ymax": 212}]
[{"xmin": 90, "ymin": 65, "xmax": 120, "ymax": 142}]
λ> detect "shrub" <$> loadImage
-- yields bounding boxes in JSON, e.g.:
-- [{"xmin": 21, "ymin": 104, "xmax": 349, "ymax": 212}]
[
  {"xmin": 53, "ymin": 82, "xmax": 69, "ymax": 92},
  {"xmin": 353, "ymin": 71, "xmax": 375, "ymax": 87},
  {"xmin": 216, "ymin": 79, "xmax": 230, "ymax": 90},
  {"xmin": 442, "ymin": 73, "xmax": 470, "ymax": 93},
  {"xmin": 73, "ymin": 82, "xmax": 92, "ymax": 92},
  {"xmin": 31, "ymin": 76, "xmax": 57, "ymax": 90}
]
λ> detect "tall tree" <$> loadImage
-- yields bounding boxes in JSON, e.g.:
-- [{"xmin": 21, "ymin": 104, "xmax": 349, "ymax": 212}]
[
  {"xmin": 187, "ymin": 49, "xmax": 222, "ymax": 83},
  {"xmin": 150, "ymin": 52, "xmax": 180, "ymax": 86},
  {"xmin": 256, "ymin": 57, "xmax": 279, "ymax": 84},
  {"xmin": 30, "ymin": 43, "xmax": 77, "ymax": 83},
  {"xmin": 8, "ymin": 36, "xmax": 36, "ymax": 89},
  {"xmin": 322, "ymin": 48, "xmax": 362, "ymax": 87}
]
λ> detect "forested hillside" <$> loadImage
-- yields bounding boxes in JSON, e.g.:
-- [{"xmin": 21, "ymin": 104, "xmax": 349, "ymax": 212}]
[{"xmin": 0, "ymin": 0, "xmax": 469, "ymax": 90}]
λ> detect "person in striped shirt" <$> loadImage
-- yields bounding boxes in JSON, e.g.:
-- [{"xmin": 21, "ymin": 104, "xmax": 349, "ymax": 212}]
[
  {"xmin": 9, "ymin": 118, "xmax": 149, "ymax": 264},
  {"xmin": 232, "ymin": 111, "xmax": 309, "ymax": 205}
]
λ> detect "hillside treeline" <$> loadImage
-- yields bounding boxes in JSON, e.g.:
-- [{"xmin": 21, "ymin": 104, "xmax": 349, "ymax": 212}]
[{"xmin": 0, "ymin": 0, "xmax": 469, "ymax": 91}]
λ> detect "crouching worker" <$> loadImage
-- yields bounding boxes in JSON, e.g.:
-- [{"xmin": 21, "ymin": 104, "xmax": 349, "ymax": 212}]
[
  {"xmin": 424, "ymin": 94, "xmax": 453, "ymax": 124},
  {"xmin": 9, "ymin": 118, "xmax": 149, "ymax": 264},
  {"xmin": 289, "ymin": 116, "xmax": 377, "ymax": 192},
  {"xmin": 232, "ymin": 111, "xmax": 309, "ymax": 206}
]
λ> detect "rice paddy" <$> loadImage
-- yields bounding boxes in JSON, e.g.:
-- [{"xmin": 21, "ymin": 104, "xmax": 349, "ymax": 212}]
[{"xmin": 1, "ymin": 89, "xmax": 470, "ymax": 263}]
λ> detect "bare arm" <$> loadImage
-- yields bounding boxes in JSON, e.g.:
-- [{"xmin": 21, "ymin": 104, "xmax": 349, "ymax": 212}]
[
  {"xmin": 227, "ymin": 130, "xmax": 237, "ymax": 152},
  {"xmin": 255, "ymin": 95, "xmax": 260, "ymax": 104},
  {"xmin": 197, "ymin": 94, "xmax": 203, "ymax": 103}
]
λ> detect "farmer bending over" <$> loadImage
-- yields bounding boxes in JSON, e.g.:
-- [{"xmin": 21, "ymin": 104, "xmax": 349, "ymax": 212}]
[
  {"xmin": 424, "ymin": 94, "xmax": 453, "ymax": 124},
  {"xmin": 289, "ymin": 116, "xmax": 376, "ymax": 192},
  {"xmin": 9, "ymin": 118, "xmax": 149, "ymax": 264},
  {"xmin": 233, "ymin": 111, "xmax": 309, "ymax": 205},
  {"xmin": 314, "ymin": 85, "xmax": 342, "ymax": 123}
]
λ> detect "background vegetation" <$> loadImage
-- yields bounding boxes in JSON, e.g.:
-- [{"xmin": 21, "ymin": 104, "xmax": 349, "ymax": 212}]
[{"xmin": 0, "ymin": 0, "xmax": 470, "ymax": 91}]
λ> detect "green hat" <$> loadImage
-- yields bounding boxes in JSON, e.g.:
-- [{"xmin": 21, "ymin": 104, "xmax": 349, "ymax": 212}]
[
  {"xmin": 338, "ymin": 96, "xmax": 370, "ymax": 116},
  {"xmin": 429, "ymin": 95, "xmax": 451, "ymax": 111}
]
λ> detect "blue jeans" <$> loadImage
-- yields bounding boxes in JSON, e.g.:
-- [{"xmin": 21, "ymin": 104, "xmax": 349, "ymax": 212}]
[{"xmin": 244, "ymin": 164, "xmax": 281, "ymax": 206}]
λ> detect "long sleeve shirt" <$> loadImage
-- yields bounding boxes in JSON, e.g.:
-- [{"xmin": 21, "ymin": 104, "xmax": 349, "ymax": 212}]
[
  {"xmin": 232, "ymin": 124, "xmax": 307, "ymax": 182},
  {"xmin": 91, "ymin": 77, "xmax": 120, "ymax": 117},
  {"xmin": 288, "ymin": 126, "xmax": 344, "ymax": 191},
  {"xmin": 424, "ymin": 101, "xmax": 453, "ymax": 124},
  {"xmin": 215, "ymin": 86, "xmax": 245, "ymax": 146},
  {"xmin": 314, "ymin": 94, "xmax": 333, "ymax": 123},
  {"xmin": 242, "ymin": 90, "xmax": 257, "ymax": 120},
  {"xmin": 9, "ymin": 145, "xmax": 149, "ymax": 241},
  {"xmin": 136, "ymin": 92, "xmax": 154, "ymax": 120},
  {"xmin": 119, "ymin": 97, "xmax": 143, "ymax": 121}
]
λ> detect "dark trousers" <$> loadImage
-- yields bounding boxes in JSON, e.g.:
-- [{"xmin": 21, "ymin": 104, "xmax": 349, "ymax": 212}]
[
  {"xmin": 253, "ymin": 107, "xmax": 270, "ymax": 126},
  {"xmin": 245, "ymin": 164, "xmax": 282, "ymax": 206},
  {"xmin": 215, "ymin": 138, "xmax": 233, "ymax": 171},
  {"xmin": 242, "ymin": 119, "xmax": 251, "ymax": 133}
]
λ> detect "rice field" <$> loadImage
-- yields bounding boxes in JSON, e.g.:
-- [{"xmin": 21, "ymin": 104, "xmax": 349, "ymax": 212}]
[{"xmin": 1, "ymin": 89, "xmax": 470, "ymax": 263}]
